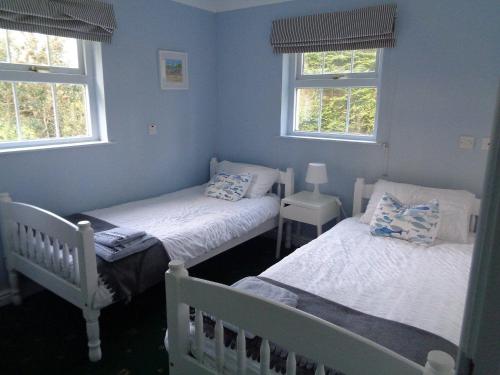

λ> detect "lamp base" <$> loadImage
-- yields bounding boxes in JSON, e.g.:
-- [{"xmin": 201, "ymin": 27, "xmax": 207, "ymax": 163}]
[{"xmin": 312, "ymin": 184, "xmax": 321, "ymax": 198}]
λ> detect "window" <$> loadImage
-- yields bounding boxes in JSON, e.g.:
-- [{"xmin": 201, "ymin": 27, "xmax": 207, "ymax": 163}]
[
  {"xmin": 0, "ymin": 29, "xmax": 105, "ymax": 150},
  {"xmin": 282, "ymin": 49, "xmax": 382, "ymax": 141}
]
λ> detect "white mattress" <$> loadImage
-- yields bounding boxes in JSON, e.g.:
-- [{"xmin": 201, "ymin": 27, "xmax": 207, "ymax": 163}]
[
  {"xmin": 86, "ymin": 185, "xmax": 280, "ymax": 262},
  {"xmin": 261, "ymin": 217, "xmax": 474, "ymax": 345}
]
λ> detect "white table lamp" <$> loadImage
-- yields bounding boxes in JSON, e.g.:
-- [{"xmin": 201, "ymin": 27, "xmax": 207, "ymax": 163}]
[{"xmin": 306, "ymin": 163, "xmax": 328, "ymax": 197}]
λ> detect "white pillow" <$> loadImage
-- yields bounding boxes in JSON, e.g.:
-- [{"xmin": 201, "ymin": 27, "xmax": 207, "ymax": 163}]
[
  {"xmin": 216, "ymin": 160, "xmax": 279, "ymax": 198},
  {"xmin": 360, "ymin": 179, "xmax": 475, "ymax": 243}
]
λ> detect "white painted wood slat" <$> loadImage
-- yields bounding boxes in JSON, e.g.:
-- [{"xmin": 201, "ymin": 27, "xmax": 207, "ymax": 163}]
[
  {"xmin": 237, "ymin": 328, "xmax": 246, "ymax": 375},
  {"xmin": 27, "ymin": 226, "xmax": 35, "ymax": 259},
  {"xmin": 62, "ymin": 243, "xmax": 70, "ymax": 279},
  {"xmin": 286, "ymin": 352, "xmax": 296, "ymax": 375},
  {"xmin": 73, "ymin": 247, "xmax": 80, "ymax": 285},
  {"xmin": 195, "ymin": 309, "xmax": 204, "ymax": 363},
  {"xmin": 260, "ymin": 339, "xmax": 270, "ymax": 375},
  {"xmin": 215, "ymin": 319, "xmax": 224, "ymax": 373},
  {"xmin": 35, "ymin": 230, "xmax": 43, "ymax": 264},
  {"xmin": 43, "ymin": 233, "xmax": 51, "ymax": 268},
  {"xmin": 315, "ymin": 364, "xmax": 326, "ymax": 375},
  {"xmin": 53, "ymin": 239, "xmax": 61, "ymax": 275}
]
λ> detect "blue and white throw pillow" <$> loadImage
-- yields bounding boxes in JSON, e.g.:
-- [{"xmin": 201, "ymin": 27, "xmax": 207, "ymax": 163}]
[
  {"xmin": 370, "ymin": 192, "xmax": 440, "ymax": 246},
  {"xmin": 205, "ymin": 172, "xmax": 252, "ymax": 202}
]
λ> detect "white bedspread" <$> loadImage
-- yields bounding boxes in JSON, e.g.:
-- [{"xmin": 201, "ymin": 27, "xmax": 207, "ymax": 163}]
[
  {"xmin": 86, "ymin": 185, "xmax": 280, "ymax": 262},
  {"xmin": 261, "ymin": 217, "xmax": 474, "ymax": 345}
]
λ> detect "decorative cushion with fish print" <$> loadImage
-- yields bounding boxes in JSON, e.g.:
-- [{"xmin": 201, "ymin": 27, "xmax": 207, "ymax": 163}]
[
  {"xmin": 205, "ymin": 172, "xmax": 252, "ymax": 202},
  {"xmin": 360, "ymin": 179, "xmax": 474, "ymax": 243},
  {"xmin": 370, "ymin": 193, "xmax": 440, "ymax": 246}
]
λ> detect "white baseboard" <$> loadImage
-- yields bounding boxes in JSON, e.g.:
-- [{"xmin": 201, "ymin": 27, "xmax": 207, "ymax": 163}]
[{"xmin": 0, "ymin": 288, "xmax": 11, "ymax": 307}]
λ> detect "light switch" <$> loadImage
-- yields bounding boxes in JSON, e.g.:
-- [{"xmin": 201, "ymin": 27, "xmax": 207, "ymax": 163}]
[
  {"xmin": 459, "ymin": 136, "xmax": 474, "ymax": 150},
  {"xmin": 481, "ymin": 137, "xmax": 491, "ymax": 151},
  {"xmin": 148, "ymin": 123, "xmax": 158, "ymax": 135}
]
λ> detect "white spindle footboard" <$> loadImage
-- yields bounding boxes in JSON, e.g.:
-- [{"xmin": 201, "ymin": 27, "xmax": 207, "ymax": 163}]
[
  {"xmin": 165, "ymin": 261, "xmax": 456, "ymax": 375},
  {"xmin": 0, "ymin": 193, "xmax": 102, "ymax": 361}
]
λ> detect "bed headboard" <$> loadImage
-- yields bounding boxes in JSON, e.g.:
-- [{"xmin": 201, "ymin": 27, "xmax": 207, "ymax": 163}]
[
  {"xmin": 210, "ymin": 157, "xmax": 295, "ymax": 198},
  {"xmin": 352, "ymin": 178, "xmax": 481, "ymax": 233}
]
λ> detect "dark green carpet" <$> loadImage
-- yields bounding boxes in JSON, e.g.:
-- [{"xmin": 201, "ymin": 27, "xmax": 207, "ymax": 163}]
[{"xmin": 0, "ymin": 236, "xmax": 293, "ymax": 375}]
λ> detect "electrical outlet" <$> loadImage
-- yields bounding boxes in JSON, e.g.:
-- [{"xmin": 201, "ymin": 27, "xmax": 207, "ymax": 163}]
[
  {"xmin": 481, "ymin": 137, "xmax": 491, "ymax": 151},
  {"xmin": 459, "ymin": 136, "xmax": 474, "ymax": 150},
  {"xmin": 148, "ymin": 123, "xmax": 158, "ymax": 135}
]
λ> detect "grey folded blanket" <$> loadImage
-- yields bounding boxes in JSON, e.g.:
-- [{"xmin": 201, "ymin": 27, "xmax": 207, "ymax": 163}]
[
  {"xmin": 67, "ymin": 214, "xmax": 170, "ymax": 304},
  {"xmin": 198, "ymin": 277, "xmax": 457, "ymax": 374},
  {"xmin": 220, "ymin": 277, "xmax": 299, "ymax": 339},
  {"xmin": 95, "ymin": 234, "xmax": 158, "ymax": 262},
  {"xmin": 232, "ymin": 277, "xmax": 299, "ymax": 307},
  {"xmin": 94, "ymin": 227, "xmax": 146, "ymax": 247}
]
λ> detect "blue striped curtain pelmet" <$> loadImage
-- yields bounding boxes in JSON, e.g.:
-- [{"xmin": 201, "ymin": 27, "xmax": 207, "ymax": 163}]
[{"xmin": 271, "ymin": 4, "xmax": 396, "ymax": 54}]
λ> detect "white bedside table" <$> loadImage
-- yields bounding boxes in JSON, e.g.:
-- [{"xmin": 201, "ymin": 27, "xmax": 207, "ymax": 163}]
[{"xmin": 276, "ymin": 191, "xmax": 341, "ymax": 258}]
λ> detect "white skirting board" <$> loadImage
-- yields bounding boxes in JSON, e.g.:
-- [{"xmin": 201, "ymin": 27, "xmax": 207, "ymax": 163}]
[{"xmin": 0, "ymin": 288, "xmax": 11, "ymax": 307}]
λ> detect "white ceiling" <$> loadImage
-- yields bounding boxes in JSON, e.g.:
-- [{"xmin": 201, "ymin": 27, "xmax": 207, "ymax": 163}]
[{"xmin": 171, "ymin": 0, "xmax": 295, "ymax": 13}]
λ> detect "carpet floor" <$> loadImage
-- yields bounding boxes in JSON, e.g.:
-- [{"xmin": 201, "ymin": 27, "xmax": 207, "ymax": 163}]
[{"xmin": 0, "ymin": 236, "xmax": 293, "ymax": 375}]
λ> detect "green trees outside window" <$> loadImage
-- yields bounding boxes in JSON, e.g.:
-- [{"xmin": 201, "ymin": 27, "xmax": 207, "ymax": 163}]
[
  {"xmin": 0, "ymin": 29, "xmax": 88, "ymax": 143},
  {"xmin": 294, "ymin": 50, "xmax": 379, "ymax": 137}
]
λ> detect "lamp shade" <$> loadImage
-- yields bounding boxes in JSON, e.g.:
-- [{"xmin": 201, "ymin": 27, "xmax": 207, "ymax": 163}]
[{"xmin": 305, "ymin": 163, "xmax": 328, "ymax": 184}]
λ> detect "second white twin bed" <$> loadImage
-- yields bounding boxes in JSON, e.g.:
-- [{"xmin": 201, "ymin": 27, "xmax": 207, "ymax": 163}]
[
  {"xmin": 261, "ymin": 216, "xmax": 473, "ymax": 346},
  {"xmin": 165, "ymin": 177, "xmax": 480, "ymax": 375}
]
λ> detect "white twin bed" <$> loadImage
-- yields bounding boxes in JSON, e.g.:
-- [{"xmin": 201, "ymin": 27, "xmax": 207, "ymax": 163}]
[
  {"xmin": 0, "ymin": 158, "xmax": 294, "ymax": 361},
  {"xmin": 87, "ymin": 184, "xmax": 281, "ymax": 266},
  {"xmin": 164, "ymin": 178, "xmax": 480, "ymax": 375}
]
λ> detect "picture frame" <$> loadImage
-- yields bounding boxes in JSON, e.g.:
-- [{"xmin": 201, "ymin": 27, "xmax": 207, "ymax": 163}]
[{"xmin": 158, "ymin": 50, "xmax": 189, "ymax": 90}]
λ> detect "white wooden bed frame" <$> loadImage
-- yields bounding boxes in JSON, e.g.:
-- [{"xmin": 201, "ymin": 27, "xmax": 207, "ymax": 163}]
[
  {"xmin": 0, "ymin": 157, "xmax": 294, "ymax": 362},
  {"xmin": 165, "ymin": 177, "xmax": 481, "ymax": 375}
]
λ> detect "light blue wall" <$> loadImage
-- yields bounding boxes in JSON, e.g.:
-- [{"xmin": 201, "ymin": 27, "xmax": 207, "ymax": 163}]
[
  {"xmin": 0, "ymin": 0, "xmax": 217, "ymax": 288},
  {"xmin": 215, "ymin": 0, "xmax": 500, "ymax": 214}
]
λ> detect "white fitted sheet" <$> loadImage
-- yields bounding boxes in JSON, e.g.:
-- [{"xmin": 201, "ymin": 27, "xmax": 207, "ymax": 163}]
[
  {"xmin": 261, "ymin": 217, "xmax": 474, "ymax": 345},
  {"xmin": 86, "ymin": 185, "xmax": 280, "ymax": 262}
]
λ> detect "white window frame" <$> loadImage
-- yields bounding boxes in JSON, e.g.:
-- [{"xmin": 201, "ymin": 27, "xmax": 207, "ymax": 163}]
[
  {"xmin": 281, "ymin": 49, "xmax": 383, "ymax": 142},
  {"xmin": 0, "ymin": 32, "xmax": 106, "ymax": 150}
]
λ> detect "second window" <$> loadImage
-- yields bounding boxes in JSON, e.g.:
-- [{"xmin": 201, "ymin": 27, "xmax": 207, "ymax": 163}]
[{"xmin": 285, "ymin": 49, "xmax": 381, "ymax": 141}]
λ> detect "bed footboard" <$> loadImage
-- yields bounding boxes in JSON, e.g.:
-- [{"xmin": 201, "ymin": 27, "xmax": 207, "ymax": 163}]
[
  {"xmin": 0, "ymin": 193, "xmax": 102, "ymax": 361},
  {"xmin": 165, "ymin": 261, "xmax": 456, "ymax": 375}
]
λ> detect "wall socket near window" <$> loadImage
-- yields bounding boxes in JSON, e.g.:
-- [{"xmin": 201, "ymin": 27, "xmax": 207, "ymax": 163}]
[
  {"xmin": 458, "ymin": 136, "xmax": 474, "ymax": 150},
  {"xmin": 481, "ymin": 137, "xmax": 491, "ymax": 151},
  {"xmin": 148, "ymin": 123, "xmax": 158, "ymax": 135}
]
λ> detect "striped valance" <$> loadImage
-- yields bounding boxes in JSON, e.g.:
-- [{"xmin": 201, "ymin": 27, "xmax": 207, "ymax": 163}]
[
  {"xmin": 270, "ymin": 4, "xmax": 397, "ymax": 54},
  {"xmin": 0, "ymin": 0, "xmax": 116, "ymax": 43}
]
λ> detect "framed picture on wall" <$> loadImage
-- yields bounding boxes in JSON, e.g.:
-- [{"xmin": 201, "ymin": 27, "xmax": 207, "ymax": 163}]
[{"xmin": 159, "ymin": 50, "xmax": 189, "ymax": 90}]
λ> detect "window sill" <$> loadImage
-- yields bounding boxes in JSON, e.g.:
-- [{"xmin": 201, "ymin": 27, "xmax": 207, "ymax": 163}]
[
  {"xmin": 278, "ymin": 135, "xmax": 380, "ymax": 145},
  {"xmin": 0, "ymin": 140, "xmax": 114, "ymax": 155}
]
